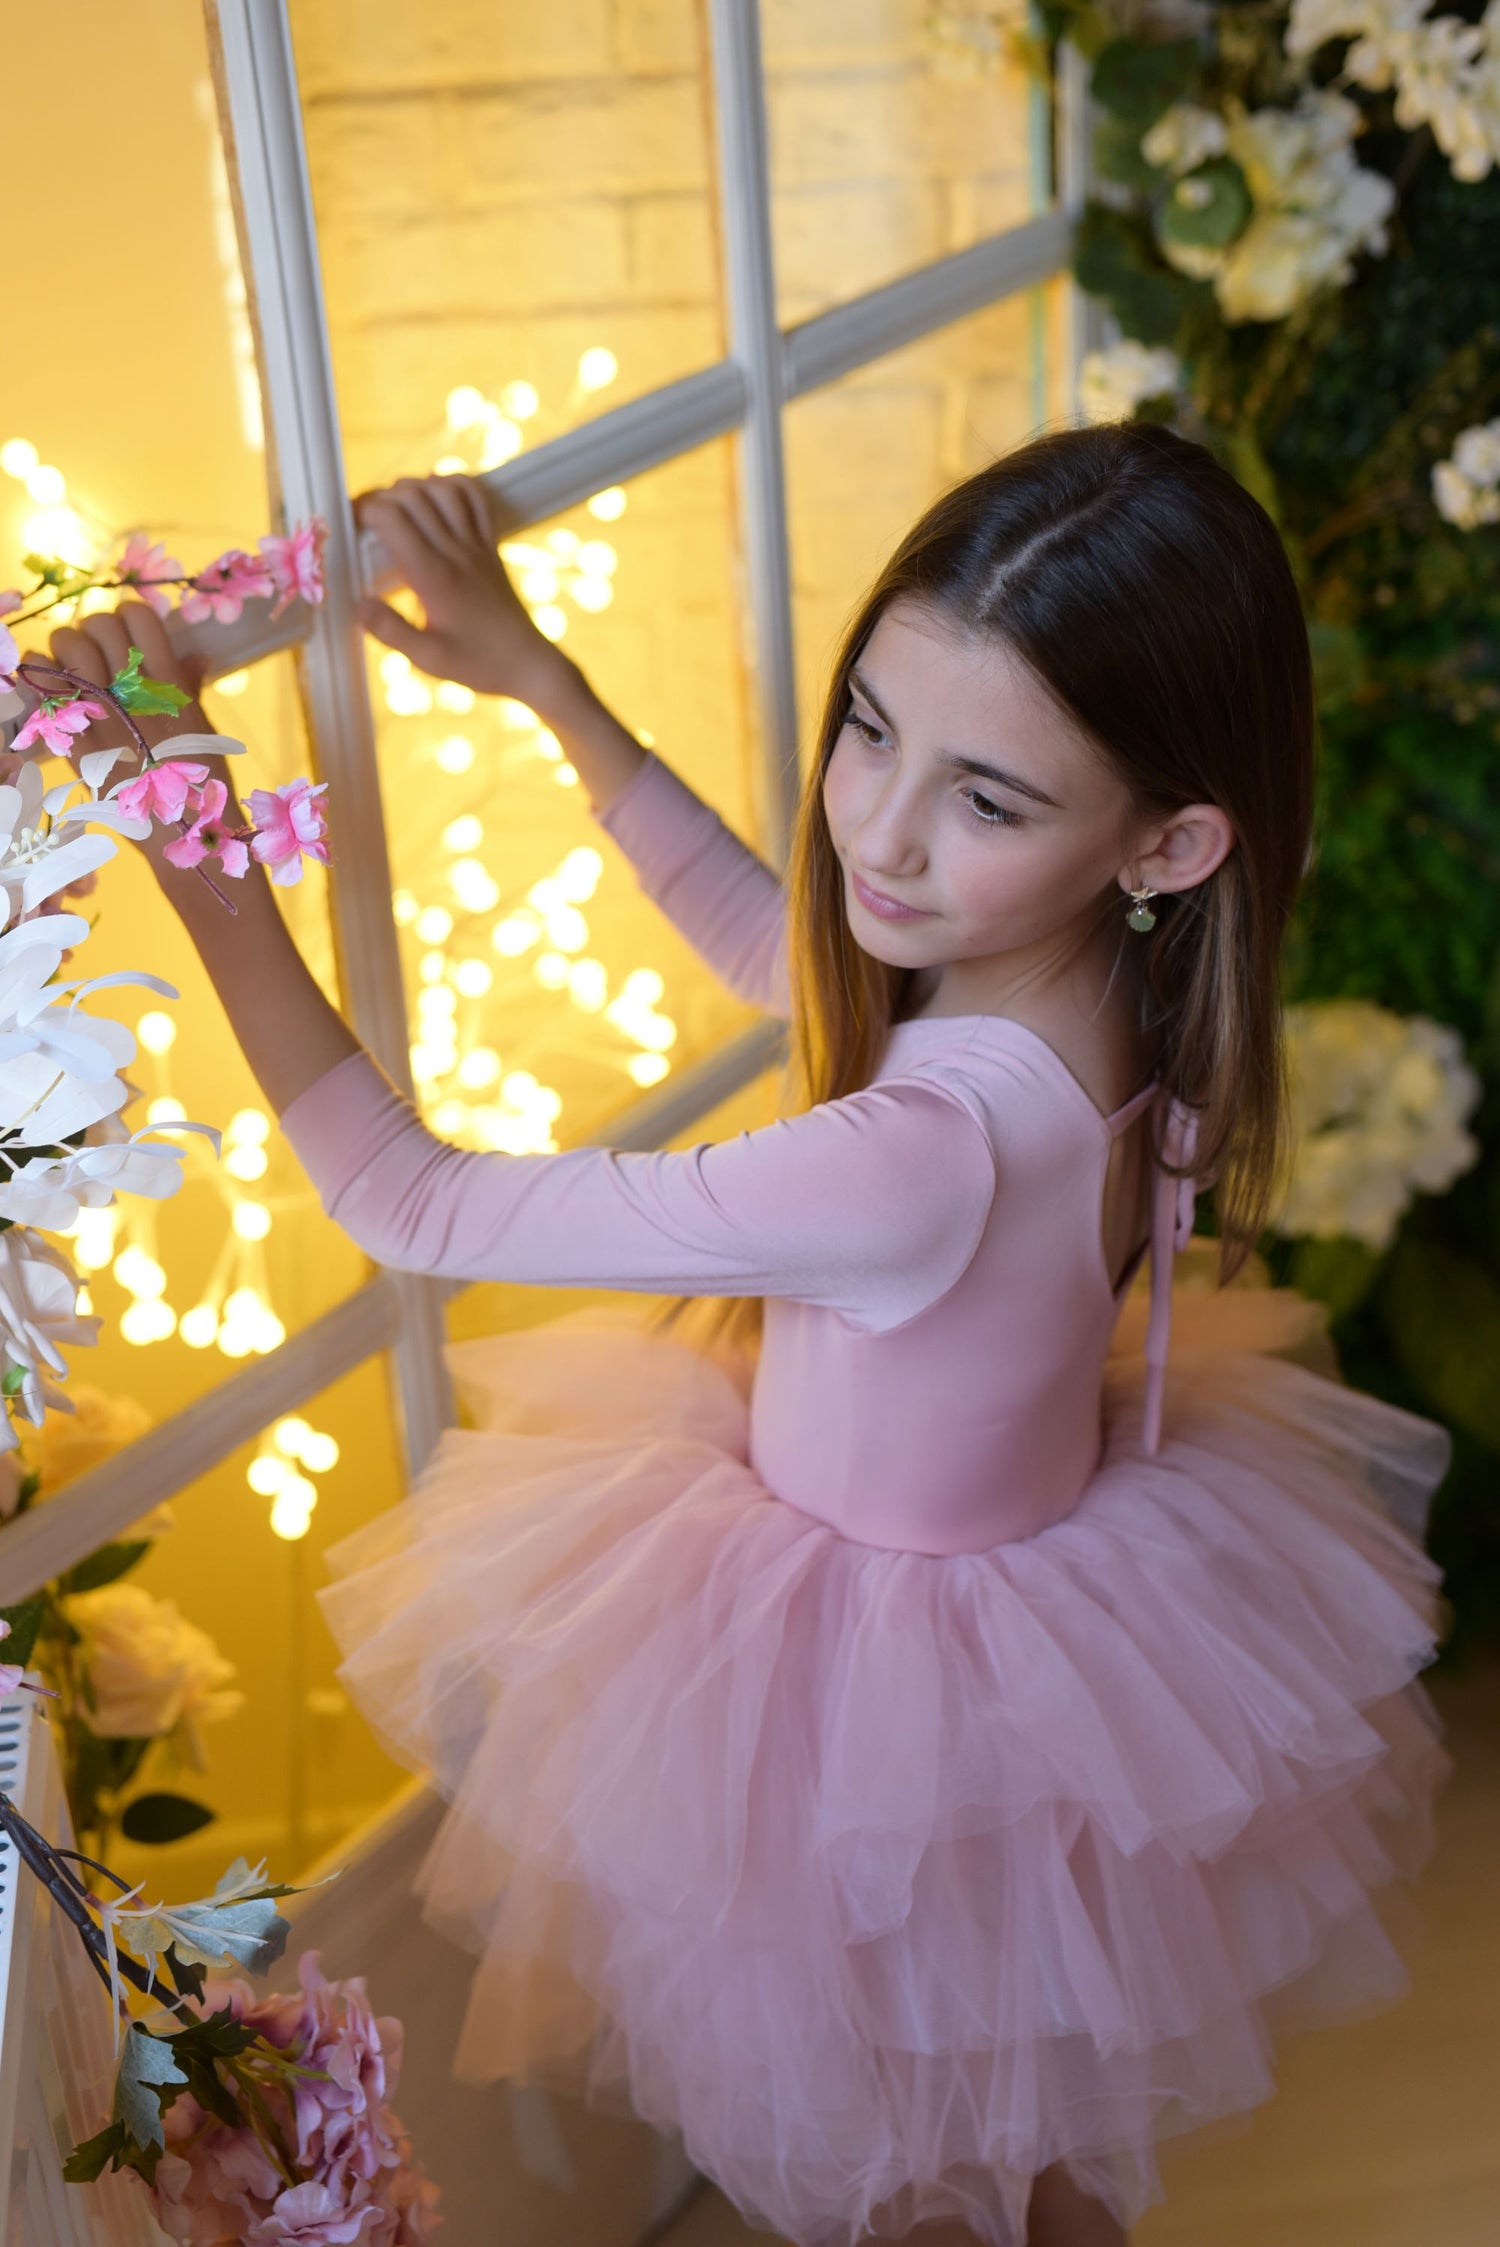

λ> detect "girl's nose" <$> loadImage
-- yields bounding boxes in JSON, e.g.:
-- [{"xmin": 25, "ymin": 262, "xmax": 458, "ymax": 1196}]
[{"xmin": 854, "ymin": 797, "xmax": 927, "ymax": 879}]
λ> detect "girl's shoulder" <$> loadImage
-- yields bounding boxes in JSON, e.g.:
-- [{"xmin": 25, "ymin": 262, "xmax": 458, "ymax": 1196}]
[{"xmin": 875, "ymin": 1015, "xmax": 1135, "ymax": 1157}]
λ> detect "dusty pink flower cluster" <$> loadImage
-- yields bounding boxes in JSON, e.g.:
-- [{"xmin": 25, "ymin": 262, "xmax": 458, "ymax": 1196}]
[
  {"xmin": 150, "ymin": 1951, "xmax": 441, "ymax": 2247},
  {"xmin": 116, "ymin": 523, "xmax": 328, "ymax": 627}
]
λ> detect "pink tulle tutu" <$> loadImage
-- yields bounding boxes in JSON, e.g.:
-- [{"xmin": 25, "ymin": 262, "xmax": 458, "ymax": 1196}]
[{"xmin": 317, "ymin": 1290, "xmax": 1451, "ymax": 2247}]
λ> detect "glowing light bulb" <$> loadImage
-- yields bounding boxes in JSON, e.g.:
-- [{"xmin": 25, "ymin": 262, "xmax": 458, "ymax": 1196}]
[
  {"xmin": 497, "ymin": 698, "xmax": 537, "ymax": 730},
  {"xmin": 457, "ymin": 1046, "xmax": 502, "ymax": 1090},
  {"xmin": 22, "ymin": 507, "xmax": 92, "ymax": 566},
  {"xmin": 628, "ymin": 1052, "xmax": 671, "ymax": 1087},
  {"xmin": 435, "ymin": 682, "xmax": 476, "ymax": 715},
  {"xmin": 554, "ymin": 763, "xmax": 578, "ymax": 787},
  {"xmin": 121, "ymin": 1298, "xmax": 177, "ymax": 1345},
  {"xmin": 453, "ymin": 959, "xmax": 492, "ymax": 998},
  {"xmin": 379, "ymin": 650, "xmax": 412, "ymax": 684},
  {"xmin": 443, "ymin": 814, "xmax": 483, "ymax": 853},
  {"xmin": 434, "ymin": 454, "xmax": 468, "ymax": 474},
  {"xmin": 72, "ymin": 1210, "xmax": 117, "ymax": 1272},
  {"xmin": 300, "ymin": 1431, "xmax": 340, "ymax": 1474},
  {"xmin": 568, "ymin": 958, "xmax": 608, "ymax": 1012},
  {"xmin": 446, "ymin": 384, "xmax": 486, "ymax": 428},
  {"xmin": 419, "ymin": 950, "xmax": 447, "ymax": 985},
  {"xmin": 636, "ymin": 1013, "xmax": 677, "ymax": 1052},
  {"xmin": 227, "ymin": 1107, "xmax": 270, "ymax": 1145},
  {"xmin": 558, "ymin": 848, "xmax": 603, "ymax": 901},
  {"xmin": 114, "ymin": 1245, "xmax": 167, "ymax": 1299},
  {"xmin": 393, "ymin": 889, "xmax": 419, "ymax": 924},
  {"xmin": 180, "ymin": 1304, "xmax": 218, "ymax": 1349},
  {"xmin": 0, "ymin": 438, "xmax": 39, "ymax": 477},
  {"xmin": 532, "ymin": 605, "xmax": 567, "ymax": 641},
  {"xmin": 270, "ymin": 1479, "xmax": 317, "ymax": 1540},
  {"xmin": 137, "ymin": 1010, "xmax": 177, "ymax": 1056},
  {"xmin": 623, "ymin": 969, "xmax": 665, "ymax": 1004},
  {"xmin": 274, "ymin": 1414, "xmax": 313, "ymax": 1459},
  {"xmin": 146, "ymin": 1096, "xmax": 188, "ymax": 1127},
  {"xmin": 500, "ymin": 380, "xmax": 538, "ymax": 419},
  {"xmin": 450, "ymin": 860, "xmax": 500, "ymax": 913},
  {"xmin": 587, "ymin": 486, "xmax": 627, "ymax": 521},
  {"xmin": 569, "ymin": 576, "xmax": 613, "ymax": 613},
  {"xmin": 416, "ymin": 906, "xmax": 453, "ymax": 944},
  {"xmin": 218, "ymin": 1325, "xmax": 253, "ymax": 1360},
  {"xmin": 24, "ymin": 463, "xmax": 65, "ymax": 505},
  {"xmin": 545, "ymin": 528, "xmax": 581, "ymax": 558},
  {"xmin": 214, "ymin": 669, "xmax": 250, "ymax": 697},
  {"xmin": 534, "ymin": 728, "xmax": 562, "ymax": 762},
  {"xmin": 385, "ymin": 676, "xmax": 434, "ymax": 716},
  {"xmin": 76, "ymin": 1287, "xmax": 93, "ymax": 1316},
  {"xmin": 519, "ymin": 564, "xmax": 559, "ymax": 604},
  {"xmin": 478, "ymin": 419, "xmax": 523, "ymax": 470},
  {"xmin": 534, "ymin": 951, "xmax": 570, "ymax": 989},
  {"xmin": 232, "ymin": 1201, "xmax": 272, "ymax": 1242},
  {"xmin": 253, "ymin": 1310, "xmax": 286, "ymax": 1353},
  {"xmin": 432, "ymin": 1099, "xmax": 469, "ymax": 1134},
  {"xmin": 492, "ymin": 911, "xmax": 541, "ymax": 956},
  {"xmin": 575, "ymin": 540, "xmax": 617, "ymax": 578},
  {"xmin": 224, "ymin": 1143, "xmax": 269, "ymax": 1182},
  {"xmin": 435, "ymin": 734, "xmax": 475, "ymax": 773},
  {"xmin": 248, "ymin": 1453, "xmax": 290, "ymax": 1496},
  {"xmin": 578, "ymin": 346, "xmax": 618, "ymax": 391}
]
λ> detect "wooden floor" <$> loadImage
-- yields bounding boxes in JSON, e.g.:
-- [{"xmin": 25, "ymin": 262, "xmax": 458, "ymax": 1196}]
[{"xmin": 657, "ymin": 1654, "xmax": 1500, "ymax": 2247}]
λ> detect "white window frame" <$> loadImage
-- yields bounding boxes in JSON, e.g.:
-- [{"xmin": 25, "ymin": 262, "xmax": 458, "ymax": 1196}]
[{"xmin": 1, "ymin": 0, "xmax": 1091, "ymax": 1602}]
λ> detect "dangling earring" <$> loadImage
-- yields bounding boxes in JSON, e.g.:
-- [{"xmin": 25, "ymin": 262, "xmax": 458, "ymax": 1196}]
[{"xmin": 1126, "ymin": 882, "xmax": 1158, "ymax": 933}]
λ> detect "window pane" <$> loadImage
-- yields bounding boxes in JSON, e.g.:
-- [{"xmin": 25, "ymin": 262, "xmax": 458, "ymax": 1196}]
[
  {"xmin": 373, "ymin": 441, "xmax": 766, "ymax": 1152},
  {"xmin": 287, "ymin": 0, "xmax": 725, "ymax": 483},
  {"xmin": 766, "ymin": 0, "xmax": 1049, "ymax": 323},
  {"xmin": 0, "ymin": 6, "xmax": 371, "ymax": 1423},
  {"xmin": 786, "ymin": 284, "xmax": 1071, "ymax": 747},
  {"xmin": 37, "ymin": 1354, "xmax": 410, "ymax": 1901}
]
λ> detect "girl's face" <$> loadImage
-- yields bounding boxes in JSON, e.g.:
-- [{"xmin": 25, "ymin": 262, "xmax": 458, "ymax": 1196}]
[{"xmin": 821, "ymin": 599, "xmax": 1149, "ymax": 1001}]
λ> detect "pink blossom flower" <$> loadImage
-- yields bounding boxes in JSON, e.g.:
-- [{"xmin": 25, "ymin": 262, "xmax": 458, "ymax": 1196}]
[
  {"xmin": 246, "ymin": 2180, "xmax": 381, "ymax": 2246},
  {"xmin": 114, "ymin": 760, "xmax": 211, "ymax": 825},
  {"xmin": 177, "ymin": 547, "xmax": 275, "ymax": 626},
  {"xmin": 0, "ymin": 591, "xmax": 21, "ymax": 618},
  {"xmin": 114, "ymin": 533, "xmax": 184, "ymax": 618},
  {"xmin": 162, "ymin": 778, "xmax": 251, "ymax": 878},
  {"xmin": 260, "ymin": 520, "xmax": 328, "ymax": 619},
  {"xmin": 0, "ymin": 620, "xmax": 16, "ymax": 678},
  {"xmin": 11, "ymin": 697, "xmax": 108, "ymax": 756},
  {"xmin": 248, "ymin": 779, "xmax": 330, "ymax": 886}
]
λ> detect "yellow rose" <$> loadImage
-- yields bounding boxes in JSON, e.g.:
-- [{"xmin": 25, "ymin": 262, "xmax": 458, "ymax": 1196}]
[{"xmin": 61, "ymin": 1582, "xmax": 244, "ymax": 1759}]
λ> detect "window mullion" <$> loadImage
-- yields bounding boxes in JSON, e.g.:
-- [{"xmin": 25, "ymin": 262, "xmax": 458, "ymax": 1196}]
[
  {"xmin": 705, "ymin": 0, "xmax": 801, "ymax": 870},
  {"xmin": 206, "ymin": 0, "xmax": 452, "ymax": 1472}
]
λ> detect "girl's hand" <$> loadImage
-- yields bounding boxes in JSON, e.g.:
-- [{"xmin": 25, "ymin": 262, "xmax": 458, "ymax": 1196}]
[
  {"xmin": 353, "ymin": 472, "xmax": 575, "ymax": 714},
  {"xmin": 34, "ymin": 600, "xmax": 246, "ymax": 889}
]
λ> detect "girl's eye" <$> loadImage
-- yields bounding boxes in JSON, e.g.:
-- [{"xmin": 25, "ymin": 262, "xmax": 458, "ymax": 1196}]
[{"xmin": 843, "ymin": 711, "xmax": 1023, "ymax": 830}]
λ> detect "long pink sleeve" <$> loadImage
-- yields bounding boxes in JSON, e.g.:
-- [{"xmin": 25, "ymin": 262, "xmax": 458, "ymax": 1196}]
[
  {"xmin": 279, "ymin": 1050, "xmax": 996, "ymax": 1335},
  {"xmin": 594, "ymin": 752, "xmax": 789, "ymax": 1015}
]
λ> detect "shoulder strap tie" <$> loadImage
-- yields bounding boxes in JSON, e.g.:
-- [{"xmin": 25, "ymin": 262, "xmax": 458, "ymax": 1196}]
[{"xmin": 1141, "ymin": 1095, "xmax": 1206, "ymax": 1456}]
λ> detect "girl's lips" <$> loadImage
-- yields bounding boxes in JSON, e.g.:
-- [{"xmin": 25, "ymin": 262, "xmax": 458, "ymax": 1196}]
[{"xmin": 850, "ymin": 869, "xmax": 932, "ymax": 921}]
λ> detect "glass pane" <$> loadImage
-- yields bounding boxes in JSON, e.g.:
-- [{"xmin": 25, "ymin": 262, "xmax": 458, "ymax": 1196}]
[
  {"xmin": 766, "ymin": 0, "xmax": 1049, "ymax": 323},
  {"xmin": 0, "ymin": 7, "xmax": 368, "ymax": 1426},
  {"xmin": 31, "ymin": 1353, "xmax": 409, "ymax": 1901},
  {"xmin": 786, "ymin": 282, "xmax": 1071, "ymax": 750},
  {"xmin": 372, "ymin": 440, "xmax": 765, "ymax": 1153},
  {"xmin": 287, "ymin": 0, "xmax": 725, "ymax": 488}
]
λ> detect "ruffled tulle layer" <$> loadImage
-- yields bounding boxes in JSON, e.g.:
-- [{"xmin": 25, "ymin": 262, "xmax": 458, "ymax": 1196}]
[{"xmin": 317, "ymin": 1294, "xmax": 1452, "ymax": 2247}]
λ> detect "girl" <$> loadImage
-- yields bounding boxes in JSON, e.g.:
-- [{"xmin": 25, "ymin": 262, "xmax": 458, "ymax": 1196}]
[{"xmin": 48, "ymin": 423, "xmax": 1452, "ymax": 2247}]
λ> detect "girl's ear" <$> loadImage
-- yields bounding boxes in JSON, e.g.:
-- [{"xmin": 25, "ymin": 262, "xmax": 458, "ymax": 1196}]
[{"xmin": 1124, "ymin": 802, "xmax": 1235, "ymax": 899}]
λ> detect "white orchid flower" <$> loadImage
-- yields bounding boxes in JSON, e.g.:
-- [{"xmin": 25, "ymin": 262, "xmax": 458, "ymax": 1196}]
[{"xmin": 0, "ymin": 1229, "xmax": 99, "ymax": 1431}]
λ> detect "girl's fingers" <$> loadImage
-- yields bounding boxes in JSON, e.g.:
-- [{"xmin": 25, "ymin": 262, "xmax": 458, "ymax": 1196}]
[
  {"xmin": 116, "ymin": 599, "xmax": 187, "ymax": 684},
  {"xmin": 424, "ymin": 473, "xmax": 487, "ymax": 554},
  {"xmin": 358, "ymin": 489, "xmax": 445, "ymax": 584},
  {"xmin": 386, "ymin": 477, "xmax": 472, "ymax": 563},
  {"xmin": 356, "ymin": 596, "xmax": 434, "ymax": 670},
  {"xmin": 46, "ymin": 624, "xmax": 114, "ymax": 689},
  {"xmin": 454, "ymin": 473, "xmax": 498, "ymax": 553}
]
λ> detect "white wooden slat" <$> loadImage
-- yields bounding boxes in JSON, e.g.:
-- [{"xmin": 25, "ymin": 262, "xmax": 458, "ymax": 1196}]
[
  {"xmin": 205, "ymin": 0, "xmax": 453, "ymax": 1471},
  {"xmin": 704, "ymin": 0, "xmax": 802, "ymax": 872}
]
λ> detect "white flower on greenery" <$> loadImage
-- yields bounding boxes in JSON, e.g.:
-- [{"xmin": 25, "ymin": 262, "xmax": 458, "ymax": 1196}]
[
  {"xmin": 60, "ymin": 1580, "xmax": 244, "ymax": 1758},
  {"xmin": 0, "ymin": 1121, "xmax": 216, "ymax": 1233},
  {"xmin": 1286, "ymin": 0, "xmax": 1500, "ymax": 182},
  {"xmin": 0, "ymin": 912, "xmax": 183, "ymax": 1146},
  {"xmin": 1079, "ymin": 341, "xmax": 1183, "ymax": 423},
  {"xmin": 1142, "ymin": 102, "xmax": 1229, "ymax": 174},
  {"xmin": 0, "ymin": 1229, "xmax": 99, "ymax": 1440},
  {"xmin": 1432, "ymin": 418, "xmax": 1500, "ymax": 528},
  {"xmin": 1273, "ymin": 999, "xmax": 1482, "ymax": 1250}
]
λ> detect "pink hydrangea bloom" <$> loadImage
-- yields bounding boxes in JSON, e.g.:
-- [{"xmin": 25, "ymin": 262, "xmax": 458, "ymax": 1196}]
[
  {"xmin": 247, "ymin": 779, "xmax": 331, "ymax": 886},
  {"xmin": 114, "ymin": 760, "xmax": 211, "ymax": 825},
  {"xmin": 114, "ymin": 533, "xmax": 184, "ymax": 618},
  {"xmin": 260, "ymin": 521, "xmax": 328, "ymax": 619},
  {"xmin": 178, "ymin": 548, "xmax": 276, "ymax": 626},
  {"xmin": 162, "ymin": 778, "xmax": 252, "ymax": 879},
  {"xmin": 147, "ymin": 1955, "xmax": 439, "ymax": 2247},
  {"xmin": 12, "ymin": 697, "xmax": 108, "ymax": 757}
]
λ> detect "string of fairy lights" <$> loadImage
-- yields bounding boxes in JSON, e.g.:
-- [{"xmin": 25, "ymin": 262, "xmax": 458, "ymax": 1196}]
[{"xmin": 2, "ymin": 342, "xmax": 686, "ymax": 1544}]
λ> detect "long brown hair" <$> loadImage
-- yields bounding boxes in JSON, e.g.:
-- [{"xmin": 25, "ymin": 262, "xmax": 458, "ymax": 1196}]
[{"xmin": 652, "ymin": 422, "xmax": 1315, "ymax": 1356}]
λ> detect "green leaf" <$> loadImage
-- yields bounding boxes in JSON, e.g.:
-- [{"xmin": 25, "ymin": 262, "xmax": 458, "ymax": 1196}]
[
  {"xmin": 0, "ymin": 1598, "xmax": 47, "ymax": 1668},
  {"xmin": 110, "ymin": 646, "xmax": 190, "ymax": 718},
  {"xmin": 1377, "ymin": 1240, "xmax": 1500, "ymax": 1452},
  {"xmin": 63, "ymin": 2120, "xmax": 128, "ymax": 2184},
  {"xmin": 1308, "ymin": 620, "xmax": 1369, "ymax": 711},
  {"xmin": 1074, "ymin": 201, "xmax": 1198, "ymax": 347},
  {"xmin": 1093, "ymin": 112, "xmax": 1165, "ymax": 193},
  {"xmin": 112, "ymin": 2025, "xmax": 188, "ymax": 2153},
  {"xmin": 57, "ymin": 1541, "xmax": 150, "ymax": 1596},
  {"xmin": 163, "ymin": 1942, "xmax": 208, "ymax": 2003},
  {"xmin": 121, "ymin": 1792, "xmax": 217, "ymax": 1846},
  {"xmin": 1156, "ymin": 156, "xmax": 1252, "ymax": 252},
  {"xmin": 1091, "ymin": 38, "xmax": 1198, "ymax": 124},
  {"xmin": 2, "ymin": 1363, "xmax": 26, "ymax": 1397},
  {"xmin": 1289, "ymin": 1235, "xmax": 1383, "ymax": 1320}
]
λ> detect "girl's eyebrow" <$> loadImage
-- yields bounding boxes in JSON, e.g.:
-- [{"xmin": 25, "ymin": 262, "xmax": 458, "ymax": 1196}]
[{"xmin": 848, "ymin": 668, "xmax": 1064, "ymax": 811}]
